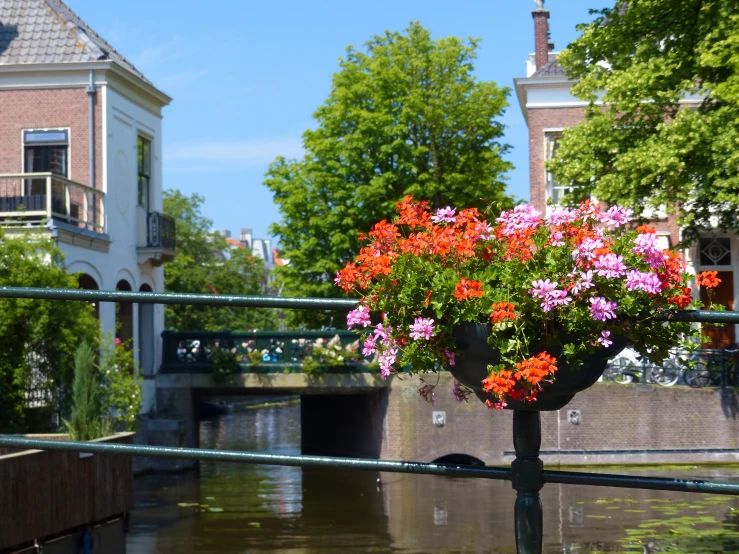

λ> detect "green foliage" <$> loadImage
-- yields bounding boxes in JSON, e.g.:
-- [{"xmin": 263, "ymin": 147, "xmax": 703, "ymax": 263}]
[
  {"xmin": 549, "ymin": 0, "xmax": 739, "ymax": 243},
  {"xmin": 163, "ymin": 190, "xmax": 277, "ymax": 331},
  {"xmin": 209, "ymin": 346, "xmax": 242, "ymax": 382},
  {"xmin": 265, "ymin": 22, "xmax": 514, "ymax": 327},
  {"xmin": 301, "ymin": 335, "xmax": 368, "ymax": 375},
  {"xmin": 99, "ymin": 336, "xmax": 142, "ymax": 431},
  {"xmin": 64, "ymin": 342, "xmax": 111, "ymax": 441},
  {"xmin": 0, "ymin": 231, "xmax": 98, "ymax": 432}
]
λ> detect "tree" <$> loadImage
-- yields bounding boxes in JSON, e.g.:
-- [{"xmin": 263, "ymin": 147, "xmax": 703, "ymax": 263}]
[
  {"xmin": 0, "ymin": 232, "xmax": 98, "ymax": 432},
  {"xmin": 163, "ymin": 190, "xmax": 277, "ymax": 331},
  {"xmin": 549, "ymin": 0, "xmax": 739, "ymax": 243},
  {"xmin": 265, "ymin": 22, "xmax": 513, "ymax": 327}
]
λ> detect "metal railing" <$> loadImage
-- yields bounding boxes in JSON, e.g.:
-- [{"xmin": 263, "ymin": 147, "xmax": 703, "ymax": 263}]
[
  {"xmin": 161, "ymin": 329, "xmax": 370, "ymax": 373},
  {"xmin": 146, "ymin": 211, "xmax": 176, "ymax": 250},
  {"xmin": 0, "ymin": 285, "xmax": 738, "ymax": 554},
  {"xmin": 0, "ymin": 173, "xmax": 105, "ymax": 234}
]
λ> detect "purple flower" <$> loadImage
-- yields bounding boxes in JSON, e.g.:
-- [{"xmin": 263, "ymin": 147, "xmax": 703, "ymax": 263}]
[
  {"xmin": 593, "ymin": 253, "xmax": 628, "ymax": 279},
  {"xmin": 362, "ymin": 334, "xmax": 377, "ymax": 356},
  {"xmin": 445, "ymin": 349, "xmax": 456, "ymax": 367},
  {"xmin": 571, "ymin": 270, "xmax": 595, "ymax": 295},
  {"xmin": 529, "ymin": 279, "xmax": 558, "ymax": 300},
  {"xmin": 601, "ymin": 206, "xmax": 633, "ymax": 229},
  {"xmin": 346, "ymin": 305, "xmax": 371, "ymax": 329},
  {"xmin": 409, "ymin": 317, "xmax": 435, "ymax": 341},
  {"xmin": 452, "ymin": 381, "xmax": 470, "ymax": 403},
  {"xmin": 596, "ymin": 330, "xmax": 613, "ymax": 348},
  {"xmin": 624, "ymin": 270, "xmax": 663, "ymax": 295},
  {"xmin": 589, "ymin": 297, "xmax": 618, "ymax": 321},
  {"xmin": 432, "ymin": 206, "xmax": 457, "ymax": 224},
  {"xmin": 418, "ymin": 384, "xmax": 436, "ymax": 406},
  {"xmin": 541, "ymin": 289, "xmax": 572, "ymax": 312}
]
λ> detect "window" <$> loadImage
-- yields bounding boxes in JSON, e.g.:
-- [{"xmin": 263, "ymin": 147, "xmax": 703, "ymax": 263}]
[
  {"xmin": 138, "ymin": 136, "xmax": 151, "ymax": 209},
  {"xmin": 23, "ymin": 129, "xmax": 68, "ymax": 195},
  {"xmin": 699, "ymin": 237, "xmax": 732, "ymax": 266},
  {"xmin": 545, "ymin": 132, "xmax": 586, "ymax": 207}
]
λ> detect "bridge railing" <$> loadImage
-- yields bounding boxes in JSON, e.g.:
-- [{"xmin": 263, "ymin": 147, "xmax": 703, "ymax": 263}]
[
  {"xmin": 0, "ymin": 285, "xmax": 738, "ymax": 554},
  {"xmin": 161, "ymin": 329, "xmax": 376, "ymax": 374}
]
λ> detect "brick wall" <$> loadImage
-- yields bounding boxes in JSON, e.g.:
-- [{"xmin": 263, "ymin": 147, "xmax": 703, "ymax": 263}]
[
  {"xmin": 382, "ymin": 372, "xmax": 739, "ymax": 465},
  {"xmin": 532, "ymin": 10, "xmax": 551, "ymax": 70},
  {"xmin": 527, "ymin": 107, "xmax": 586, "ymax": 212},
  {"xmin": 0, "ymin": 88, "xmax": 103, "ymax": 189}
]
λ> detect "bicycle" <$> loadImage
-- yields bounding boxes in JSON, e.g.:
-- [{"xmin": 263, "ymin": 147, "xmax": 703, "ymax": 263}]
[
  {"xmin": 682, "ymin": 345, "xmax": 739, "ymax": 388},
  {"xmin": 603, "ymin": 347, "xmax": 681, "ymax": 386}
]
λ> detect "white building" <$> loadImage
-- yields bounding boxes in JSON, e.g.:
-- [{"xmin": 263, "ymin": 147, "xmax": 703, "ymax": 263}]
[{"xmin": 0, "ymin": 0, "xmax": 175, "ymax": 411}]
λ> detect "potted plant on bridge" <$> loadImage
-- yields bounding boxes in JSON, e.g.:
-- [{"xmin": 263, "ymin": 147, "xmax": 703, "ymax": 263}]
[{"xmin": 335, "ymin": 196, "xmax": 716, "ymax": 411}]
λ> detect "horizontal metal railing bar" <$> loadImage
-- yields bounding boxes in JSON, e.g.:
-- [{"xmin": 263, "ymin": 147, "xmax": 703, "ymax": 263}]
[
  {"xmin": 0, "ymin": 287, "xmax": 358, "ymax": 311},
  {"xmin": 544, "ymin": 469, "xmax": 739, "ymax": 495},
  {"xmin": 1, "ymin": 436, "xmax": 738, "ymax": 496},
  {"xmin": 0, "ymin": 287, "xmax": 738, "ymax": 323},
  {"xmin": 0, "ymin": 436, "xmax": 508, "ymax": 480}
]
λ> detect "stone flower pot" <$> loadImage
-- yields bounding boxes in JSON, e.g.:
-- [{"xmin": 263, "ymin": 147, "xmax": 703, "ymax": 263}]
[{"xmin": 449, "ymin": 323, "xmax": 627, "ymax": 411}]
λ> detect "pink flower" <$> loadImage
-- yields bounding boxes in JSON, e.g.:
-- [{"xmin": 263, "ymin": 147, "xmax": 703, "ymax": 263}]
[
  {"xmin": 473, "ymin": 222, "xmax": 493, "ymax": 241},
  {"xmin": 432, "ymin": 206, "xmax": 457, "ymax": 224},
  {"xmin": 589, "ymin": 297, "xmax": 618, "ymax": 321},
  {"xmin": 624, "ymin": 270, "xmax": 663, "ymax": 295},
  {"xmin": 529, "ymin": 279, "xmax": 558, "ymax": 300},
  {"xmin": 409, "ymin": 317, "xmax": 435, "ymax": 341},
  {"xmin": 601, "ymin": 205, "xmax": 633, "ymax": 229},
  {"xmin": 573, "ymin": 238, "xmax": 604, "ymax": 262},
  {"xmin": 541, "ymin": 289, "xmax": 572, "ymax": 312},
  {"xmin": 549, "ymin": 231, "xmax": 565, "ymax": 246},
  {"xmin": 545, "ymin": 207, "xmax": 579, "ymax": 226},
  {"xmin": 373, "ymin": 323, "xmax": 391, "ymax": 341},
  {"xmin": 596, "ymin": 330, "xmax": 613, "ymax": 348},
  {"xmin": 593, "ymin": 253, "xmax": 628, "ymax": 279},
  {"xmin": 445, "ymin": 349, "xmax": 456, "ymax": 367},
  {"xmin": 346, "ymin": 305, "xmax": 371, "ymax": 329},
  {"xmin": 632, "ymin": 233, "xmax": 665, "ymax": 269},
  {"xmin": 115, "ymin": 338, "xmax": 122, "ymax": 345},
  {"xmin": 362, "ymin": 334, "xmax": 377, "ymax": 356},
  {"xmin": 377, "ymin": 345, "xmax": 398, "ymax": 379},
  {"xmin": 496, "ymin": 204, "xmax": 542, "ymax": 236},
  {"xmin": 571, "ymin": 270, "xmax": 595, "ymax": 295}
]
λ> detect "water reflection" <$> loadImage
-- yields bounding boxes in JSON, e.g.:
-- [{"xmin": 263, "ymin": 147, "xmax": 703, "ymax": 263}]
[{"xmin": 127, "ymin": 399, "xmax": 739, "ymax": 553}]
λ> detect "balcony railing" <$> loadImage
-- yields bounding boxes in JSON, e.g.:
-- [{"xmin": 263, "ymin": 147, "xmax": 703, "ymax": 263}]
[
  {"xmin": 146, "ymin": 211, "xmax": 176, "ymax": 250},
  {"xmin": 0, "ymin": 173, "xmax": 104, "ymax": 234}
]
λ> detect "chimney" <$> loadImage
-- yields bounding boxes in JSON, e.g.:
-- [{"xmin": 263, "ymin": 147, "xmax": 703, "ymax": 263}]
[
  {"xmin": 533, "ymin": 2, "xmax": 551, "ymax": 70},
  {"xmin": 240, "ymin": 228, "xmax": 252, "ymax": 249}
]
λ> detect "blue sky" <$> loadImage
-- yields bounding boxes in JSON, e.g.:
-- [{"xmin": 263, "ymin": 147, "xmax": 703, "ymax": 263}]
[{"xmin": 70, "ymin": 0, "xmax": 609, "ymax": 244}]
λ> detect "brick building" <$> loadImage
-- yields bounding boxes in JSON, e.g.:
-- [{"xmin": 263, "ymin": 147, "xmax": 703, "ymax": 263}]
[
  {"xmin": 0, "ymin": 0, "xmax": 175, "ymax": 410},
  {"xmin": 514, "ymin": 0, "xmax": 737, "ymax": 346}
]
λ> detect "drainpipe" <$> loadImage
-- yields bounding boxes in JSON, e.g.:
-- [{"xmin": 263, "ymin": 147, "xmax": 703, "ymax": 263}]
[{"xmin": 86, "ymin": 70, "xmax": 97, "ymax": 231}]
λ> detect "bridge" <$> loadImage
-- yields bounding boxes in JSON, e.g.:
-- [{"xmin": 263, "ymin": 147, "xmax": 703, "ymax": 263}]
[{"xmin": 147, "ymin": 329, "xmax": 739, "ymax": 472}]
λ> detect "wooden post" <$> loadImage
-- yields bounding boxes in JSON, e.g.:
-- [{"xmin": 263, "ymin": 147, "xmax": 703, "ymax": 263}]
[{"xmin": 512, "ymin": 410, "xmax": 544, "ymax": 554}]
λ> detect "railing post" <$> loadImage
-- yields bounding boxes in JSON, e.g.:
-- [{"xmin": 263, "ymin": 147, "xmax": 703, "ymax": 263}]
[
  {"xmin": 45, "ymin": 175, "xmax": 52, "ymax": 217},
  {"xmin": 512, "ymin": 410, "xmax": 544, "ymax": 554}
]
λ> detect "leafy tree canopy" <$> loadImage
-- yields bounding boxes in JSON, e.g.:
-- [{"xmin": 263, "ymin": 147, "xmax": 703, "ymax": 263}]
[
  {"xmin": 265, "ymin": 21, "xmax": 514, "ymax": 327},
  {"xmin": 163, "ymin": 190, "xmax": 277, "ymax": 331},
  {"xmin": 549, "ymin": 0, "xmax": 739, "ymax": 243},
  {"xmin": 0, "ymin": 232, "xmax": 98, "ymax": 431}
]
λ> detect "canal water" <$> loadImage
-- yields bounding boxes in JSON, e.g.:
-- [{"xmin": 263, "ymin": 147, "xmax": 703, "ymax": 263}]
[{"xmin": 127, "ymin": 399, "xmax": 739, "ymax": 553}]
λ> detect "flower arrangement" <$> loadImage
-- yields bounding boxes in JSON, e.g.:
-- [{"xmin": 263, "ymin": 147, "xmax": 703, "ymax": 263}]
[
  {"xmin": 335, "ymin": 196, "xmax": 720, "ymax": 409},
  {"xmin": 301, "ymin": 335, "xmax": 366, "ymax": 374}
]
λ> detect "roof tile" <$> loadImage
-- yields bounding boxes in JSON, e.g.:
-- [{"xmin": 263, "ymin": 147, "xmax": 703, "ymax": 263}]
[{"xmin": 0, "ymin": 0, "xmax": 151, "ymax": 84}]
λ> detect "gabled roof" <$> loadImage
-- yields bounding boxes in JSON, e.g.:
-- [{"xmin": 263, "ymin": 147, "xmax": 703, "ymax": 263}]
[
  {"xmin": 0, "ymin": 0, "xmax": 150, "ymax": 83},
  {"xmin": 530, "ymin": 59, "xmax": 567, "ymax": 79}
]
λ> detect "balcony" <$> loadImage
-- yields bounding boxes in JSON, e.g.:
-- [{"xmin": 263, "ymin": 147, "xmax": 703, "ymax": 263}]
[
  {"xmin": 137, "ymin": 210, "xmax": 176, "ymax": 265},
  {"xmin": 0, "ymin": 173, "xmax": 107, "ymax": 249}
]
